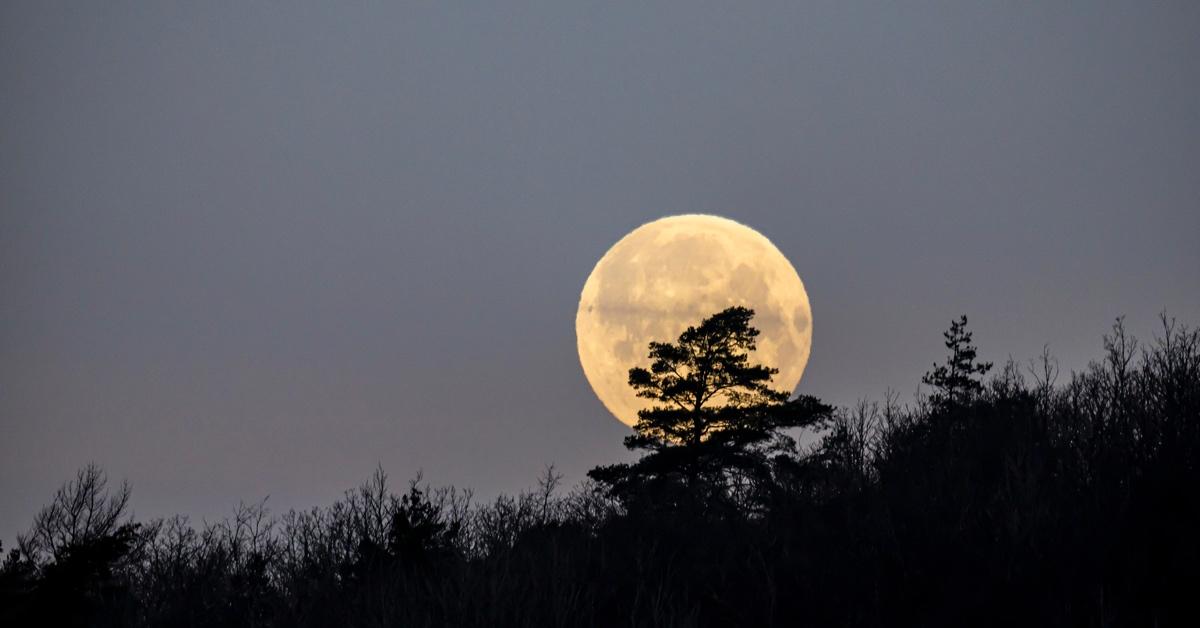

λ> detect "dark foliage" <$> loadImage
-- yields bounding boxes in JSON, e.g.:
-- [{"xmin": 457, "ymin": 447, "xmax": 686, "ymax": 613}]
[
  {"xmin": 3, "ymin": 313, "xmax": 1198, "ymax": 627},
  {"xmin": 922, "ymin": 314, "xmax": 993, "ymax": 406},
  {"xmin": 589, "ymin": 306, "xmax": 832, "ymax": 513}
]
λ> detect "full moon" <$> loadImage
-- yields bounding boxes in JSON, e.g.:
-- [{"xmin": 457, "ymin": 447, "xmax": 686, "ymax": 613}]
[{"xmin": 576, "ymin": 214, "xmax": 812, "ymax": 426}]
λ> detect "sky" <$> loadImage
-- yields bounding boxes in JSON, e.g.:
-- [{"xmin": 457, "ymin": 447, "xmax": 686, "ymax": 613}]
[{"xmin": 2, "ymin": 2, "xmax": 1198, "ymax": 544}]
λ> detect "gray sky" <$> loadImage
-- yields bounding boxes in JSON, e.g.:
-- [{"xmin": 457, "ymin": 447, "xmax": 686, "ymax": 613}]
[{"xmin": 3, "ymin": 2, "xmax": 1198, "ymax": 544}]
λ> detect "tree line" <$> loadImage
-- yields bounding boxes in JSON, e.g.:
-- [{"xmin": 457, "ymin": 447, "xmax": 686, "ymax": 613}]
[{"xmin": 2, "ymin": 309, "xmax": 1198, "ymax": 627}]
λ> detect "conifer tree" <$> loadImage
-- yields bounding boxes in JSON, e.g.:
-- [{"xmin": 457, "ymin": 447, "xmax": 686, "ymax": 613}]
[
  {"xmin": 922, "ymin": 315, "xmax": 992, "ymax": 405},
  {"xmin": 589, "ymin": 306, "xmax": 830, "ymax": 500}
]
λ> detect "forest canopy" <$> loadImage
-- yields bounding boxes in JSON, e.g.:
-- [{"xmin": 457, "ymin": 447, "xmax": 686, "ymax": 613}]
[{"xmin": 2, "ymin": 312, "xmax": 1198, "ymax": 627}]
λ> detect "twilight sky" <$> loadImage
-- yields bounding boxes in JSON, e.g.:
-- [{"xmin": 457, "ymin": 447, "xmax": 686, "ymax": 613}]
[{"xmin": 2, "ymin": 2, "xmax": 1198, "ymax": 543}]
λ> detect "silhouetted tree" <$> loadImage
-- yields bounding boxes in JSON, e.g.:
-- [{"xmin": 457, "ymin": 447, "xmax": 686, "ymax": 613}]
[
  {"xmin": 386, "ymin": 480, "xmax": 462, "ymax": 565},
  {"xmin": 923, "ymin": 315, "xmax": 993, "ymax": 406},
  {"xmin": 17, "ymin": 464, "xmax": 132, "ymax": 563},
  {"xmin": 2, "ymin": 464, "xmax": 143, "ymax": 627},
  {"xmin": 590, "ymin": 306, "xmax": 831, "ymax": 509}
]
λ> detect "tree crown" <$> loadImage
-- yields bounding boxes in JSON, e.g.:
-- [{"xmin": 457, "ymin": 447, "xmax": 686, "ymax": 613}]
[
  {"xmin": 590, "ymin": 306, "xmax": 830, "ymax": 497},
  {"xmin": 922, "ymin": 315, "xmax": 992, "ymax": 405},
  {"xmin": 627, "ymin": 306, "xmax": 791, "ymax": 447}
]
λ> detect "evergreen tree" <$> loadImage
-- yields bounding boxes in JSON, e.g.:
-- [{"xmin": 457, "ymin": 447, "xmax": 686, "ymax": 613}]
[
  {"xmin": 922, "ymin": 315, "xmax": 992, "ymax": 405},
  {"xmin": 589, "ymin": 306, "xmax": 830, "ymax": 503}
]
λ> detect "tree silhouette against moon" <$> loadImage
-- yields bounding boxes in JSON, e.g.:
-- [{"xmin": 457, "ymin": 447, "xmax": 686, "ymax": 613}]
[{"xmin": 576, "ymin": 214, "xmax": 812, "ymax": 426}]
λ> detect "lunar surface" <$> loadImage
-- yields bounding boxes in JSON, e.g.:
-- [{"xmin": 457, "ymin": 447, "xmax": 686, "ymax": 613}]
[{"xmin": 576, "ymin": 214, "xmax": 812, "ymax": 426}]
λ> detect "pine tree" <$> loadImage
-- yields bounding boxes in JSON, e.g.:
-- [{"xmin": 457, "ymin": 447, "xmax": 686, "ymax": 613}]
[
  {"xmin": 589, "ymin": 306, "xmax": 830, "ymax": 503},
  {"xmin": 922, "ymin": 315, "xmax": 992, "ymax": 406}
]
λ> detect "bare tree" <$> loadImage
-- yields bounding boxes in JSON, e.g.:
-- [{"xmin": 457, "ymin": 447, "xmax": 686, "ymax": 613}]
[{"xmin": 17, "ymin": 463, "xmax": 132, "ymax": 563}]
